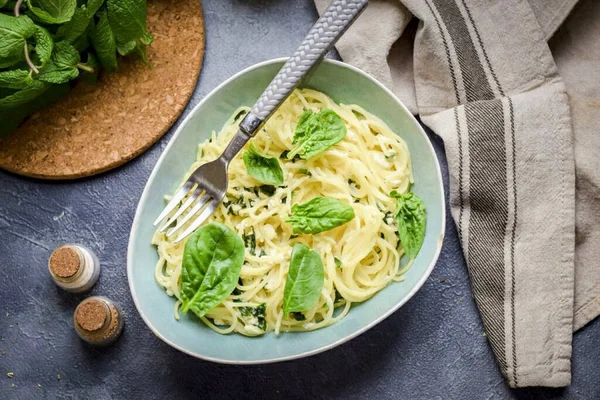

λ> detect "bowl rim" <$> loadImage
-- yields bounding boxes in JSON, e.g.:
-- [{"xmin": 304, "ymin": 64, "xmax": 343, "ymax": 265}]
[{"xmin": 127, "ymin": 57, "xmax": 446, "ymax": 365}]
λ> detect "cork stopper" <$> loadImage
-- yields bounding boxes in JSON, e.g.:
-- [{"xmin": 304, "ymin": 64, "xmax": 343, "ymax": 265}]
[
  {"xmin": 75, "ymin": 299, "xmax": 109, "ymax": 332},
  {"xmin": 49, "ymin": 246, "xmax": 81, "ymax": 279}
]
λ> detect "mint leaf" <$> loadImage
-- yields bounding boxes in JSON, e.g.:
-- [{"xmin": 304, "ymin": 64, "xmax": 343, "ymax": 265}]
[
  {"xmin": 0, "ymin": 80, "xmax": 51, "ymax": 109},
  {"xmin": 0, "ymin": 70, "xmax": 33, "ymax": 89},
  {"xmin": 33, "ymin": 25, "xmax": 53, "ymax": 66},
  {"xmin": 56, "ymin": 5, "xmax": 90, "ymax": 43},
  {"xmin": 89, "ymin": 10, "xmax": 117, "ymax": 71},
  {"xmin": 243, "ymin": 142, "xmax": 284, "ymax": 185},
  {"xmin": 26, "ymin": 0, "xmax": 77, "ymax": 24},
  {"xmin": 0, "ymin": 83, "xmax": 69, "ymax": 137},
  {"xmin": 390, "ymin": 191, "xmax": 426, "ymax": 259},
  {"xmin": 87, "ymin": 0, "xmax": 105, "ymax": 16},
  {"xmin": 107, "ymin": 0, "xmax": 152, "ymax": 45},
  {"xmin": 288, "ymin": 109, "xmax": 347, "ymax": 160},
  {"xmin": 36, "ymin": 41, "xmax": 80, "ymax": 84},
  {"xmin": 116, "ymin": 40, "xmax": 136, "ymax": 56},
  {"xmin": 0, "ymin": 14, "xmax": 36, "ymax": 68}
]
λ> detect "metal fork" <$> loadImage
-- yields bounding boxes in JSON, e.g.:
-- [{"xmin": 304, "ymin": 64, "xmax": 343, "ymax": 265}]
[{"xmin": 154, "ymin": 0, "xmax": 369, "ymax": 243}]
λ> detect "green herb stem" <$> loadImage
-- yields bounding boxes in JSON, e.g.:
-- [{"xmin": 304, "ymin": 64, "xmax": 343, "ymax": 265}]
[
  {"xmin": 76, "ymin": 63, "xmax": 94, "ymax": 73},
  {"xmin": 14, "ymin": 0, "xmax": 24, "ymax": 17}
]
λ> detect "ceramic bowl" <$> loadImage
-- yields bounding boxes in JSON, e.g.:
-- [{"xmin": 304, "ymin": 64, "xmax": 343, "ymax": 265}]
[{"xmin": 127, "ymin": 58, "xmax": 445, "ymax": 364}]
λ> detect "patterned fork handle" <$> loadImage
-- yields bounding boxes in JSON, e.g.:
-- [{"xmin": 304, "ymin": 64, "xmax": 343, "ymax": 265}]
[{"xmin": 239, "ymin": 0, "xmax": 368, "ymax": 136}]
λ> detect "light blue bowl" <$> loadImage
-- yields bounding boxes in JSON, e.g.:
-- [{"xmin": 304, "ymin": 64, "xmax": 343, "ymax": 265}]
[{"xmin": 128, "ymin": 58, "xmax": 445, "ymax": 364}]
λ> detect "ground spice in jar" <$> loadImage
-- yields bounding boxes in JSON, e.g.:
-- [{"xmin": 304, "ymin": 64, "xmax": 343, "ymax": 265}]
[
  {"xmin": 73, "ymin": 297, "xmax": 124, "ymax": 346},
  {"xmin": 48, "ymin": 245, "xmax": 100, "ymax": 293}
]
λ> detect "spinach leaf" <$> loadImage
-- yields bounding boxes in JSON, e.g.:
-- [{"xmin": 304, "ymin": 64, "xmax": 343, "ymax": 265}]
[
  {"xmin": 0, "ymin": 70, "xmax": 33, "ymax": 89},
  {"xmin": 239, "ymin": 303, "xmax": 266, "ymax": 331},
  {"xmin": 180, "ymin": 223, "xmax": 245, "ymax": 317},
  {"xmin": 0, "ymin": 14, "xmax": 36, "ymax": 68},
  {"xmin": 89, "ymin": 10, "xmax": 117, "ymax": 71},
  {"xmin": 334, "ymin": 257, "xmax": 342, "ymax": 268},
  {"xmin": 107, "ymin": 0, "xmax": 153, "ymax": 48},
  {"xmin": 243, "ymin": 142, "xmax": 284, "ymax": 185},
  {"xmin": 90, "ymin": 11, "xmax": 117, "ymax": 71},
  {"xmin": 298, "ymin": 168, "xmax": 311, "ymax": 176},
  {"xmin": 287, "ymin": 197, "xmax": 355, "ymax": 235},
  {"xmin": 390, "ymin": 191, "xmax": 426, "ymax": 259},
  {"xmin": 27, "ymin": 0, "xmax": 77, "ymax": 24},
  {"xmin": 33, "ymin": 25, "xmax": 53, "ymax": 66},
  {"xmin": 287, "ymin": 109, "xmax": 346, "ymax": 160},
  {"xmin": 36, "ymin": 41, "xmax": 80, "ymax": 84},
  {"xmin": 283, "ymin": 243, "xmax": 324, "ymax": 316},
  {"xmin": 280, "ymin": 149, "xmax": 301, "ymax": 162}
]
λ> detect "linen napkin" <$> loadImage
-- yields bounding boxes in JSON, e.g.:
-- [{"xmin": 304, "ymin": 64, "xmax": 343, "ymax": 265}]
[{"xmin": 315, "ymin": 0, "xmax": 600, "ymax": 388}]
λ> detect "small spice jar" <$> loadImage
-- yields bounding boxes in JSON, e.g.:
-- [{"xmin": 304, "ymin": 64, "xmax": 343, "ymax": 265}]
[
  {"xmin": 73, "ymin": 296, "xmax": 124, "ymax": 346},
  {"xmin": 48, "ymin": 244, "xmax": 100, "ymax": 293}
]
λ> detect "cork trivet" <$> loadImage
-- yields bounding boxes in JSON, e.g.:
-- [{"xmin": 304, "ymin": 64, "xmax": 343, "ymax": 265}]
[
  {"xmin": 0, "ymin": 0, "xmax": 205, "ymax": 179},
  {"xmin": 76, "ymin": 300, "xmax": 108, "ymax": 332},
  {"xmin": 49, "ymin": 246, "xmax": 80, "ymax": 278}
]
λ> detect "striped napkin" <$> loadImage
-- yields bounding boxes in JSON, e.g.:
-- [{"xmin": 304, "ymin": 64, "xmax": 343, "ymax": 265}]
[{"xmin": 315, "ymin": 0, "xmax": 600, "ymax": 388}]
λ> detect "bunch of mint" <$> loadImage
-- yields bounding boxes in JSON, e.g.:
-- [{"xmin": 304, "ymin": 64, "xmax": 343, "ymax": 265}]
[{"xmin": 0, "ymin": 0, "xmax": 153, "ymax": 136}]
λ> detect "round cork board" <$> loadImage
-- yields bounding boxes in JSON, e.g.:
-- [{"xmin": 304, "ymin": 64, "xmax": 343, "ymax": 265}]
[{"xmin": 0, "ymin": 0, "xmax": 205, "ymax": 180}]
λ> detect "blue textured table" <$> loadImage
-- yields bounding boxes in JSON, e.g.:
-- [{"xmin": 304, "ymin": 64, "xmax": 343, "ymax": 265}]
[{"xmin": 1, "ymin": 1, "xmax": 598, "ymax": 399}]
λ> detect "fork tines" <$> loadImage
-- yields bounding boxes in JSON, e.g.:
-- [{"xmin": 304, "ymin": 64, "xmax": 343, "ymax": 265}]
[{"xmin": 153, "ymin": 183, "xmax": 215, "ymax": 243}]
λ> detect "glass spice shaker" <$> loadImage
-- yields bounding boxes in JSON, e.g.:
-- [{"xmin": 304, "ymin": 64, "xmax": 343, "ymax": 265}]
[
  {"xmin": 48, "ymin": 244, "xmax": 100, "ymax": 293},
  {"xmin": 73, "ymin": 296, "xmax": 124, "ymax": 346}
]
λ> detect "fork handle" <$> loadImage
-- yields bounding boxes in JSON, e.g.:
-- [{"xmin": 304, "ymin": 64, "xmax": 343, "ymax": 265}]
[{"xmin": 239, "ymin": 0, "xmax": 368, "ymax": 136}]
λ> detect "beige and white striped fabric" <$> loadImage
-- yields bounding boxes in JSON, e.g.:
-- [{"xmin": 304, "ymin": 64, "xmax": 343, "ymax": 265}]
[{"xmin": 315, "ymin": 0, "xmax": 600, "ymax": 388}]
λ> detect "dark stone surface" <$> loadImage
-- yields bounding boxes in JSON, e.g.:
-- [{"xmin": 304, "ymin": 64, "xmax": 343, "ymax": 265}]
[{"xmin": 0, "ymin": 1, "xmax": 598, "ymax": 399}]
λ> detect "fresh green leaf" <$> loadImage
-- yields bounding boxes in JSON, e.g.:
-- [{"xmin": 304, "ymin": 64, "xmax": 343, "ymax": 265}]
[
  {"xmin": 107, "ymin": 0, "xmax": 152, "ymax": 45},
  {"xmin": 239, "ymin": 303, "xmax": 266, "ymax": 331},
  {"xmin": 280, "ymin": 149, "xmax": 301, "ymax": 162},
  {"xmin": 89, "ymin": 10, "xmax": 117, "ymax": 71},
  {"xmin": 0, "ymin": 14, "xmax": 36, "ymax": 68},
  {"xmin": 334, "ymin": 257, "xmax": 342, "ymax": 268},
  {"xmin": 87, "ymin": 0, "xmax": 104, "ymax": 15},
  {"xmin": 55, "ymin": 5, "xmax": 90, "ymax": 43},
  {"xmin": 180, "ymin": 223, "xmax": 245, "ymax": 318},
  {"xmin": 27, "ymin": 0, "xmax": 77, "ymax": 24},
  {"xmin": 287, "ymin": 197, "xmax": 355, "ymax": 235},
  {"xmin": 116, "ymin": 39, "xmax": 136, "ymax": 56},
  {"xmin": 287, "ymin": 109, "xmax": 346, "ymax": 160},
  {"xmin": 0, "ymin": 82, "xmax": 69, "ymax": 136},
  {"xmin": 0, "ymin": 0, "xmax": 9, "ymax": 8},
  {"xmin": 0, "ymin": 70, "xmax": 33, "ymax": 89},
  {"xmin": 283, "ymin": 243, "xmax": 324, "ymax": 316},
  {"xmin": 0, "ymin": 80, "xmax": 51, "ymax": 109},
  {"xmin": 243, "ymin": 142, "xmax": 284, "ymax": 185},
  {"xmin": 71, "ymin": 25, "xmax": 90, "ymax": 52},
  {"xmin": 33, "ymin": 25, "xmax": 53, "ymax": 66},
  {"xmin": 390, "ymin": 191, "xmax": 426, "ymax": 259},
  {"xmin": 36, "ymin": 41, "xmax": 80, "ymax": 84},
  {"xmin": 298, "ymin": 168, "xmax": 311, "ymax": 176}
]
